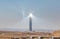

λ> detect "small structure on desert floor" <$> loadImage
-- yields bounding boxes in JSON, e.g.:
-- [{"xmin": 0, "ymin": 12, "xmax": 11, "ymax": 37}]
[
  {"xmin": 51, "ymin": 30, "xmax": 60, "ymax": 39},
  {"xmin": 52, "ymin": 30, "xmax": 60, "ymax": 36}
]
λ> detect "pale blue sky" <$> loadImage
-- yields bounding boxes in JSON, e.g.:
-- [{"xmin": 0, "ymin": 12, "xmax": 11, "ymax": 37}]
[{"xmin": 0, "ymin": 0, "xmax": 60, "ymax": 32}]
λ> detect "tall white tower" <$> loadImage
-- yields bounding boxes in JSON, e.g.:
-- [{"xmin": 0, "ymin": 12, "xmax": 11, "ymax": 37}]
[{"xmin": 29, "ymin": 13, "xmax": 33, "ymax": 31}]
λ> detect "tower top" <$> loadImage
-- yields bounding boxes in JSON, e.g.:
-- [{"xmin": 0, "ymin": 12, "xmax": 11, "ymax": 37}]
[{"xmin": 29, "ymin": 13, "xmax": 33, "ymax": 18}]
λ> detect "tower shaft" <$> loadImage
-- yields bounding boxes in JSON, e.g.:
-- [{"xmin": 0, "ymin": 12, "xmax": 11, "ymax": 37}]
[{"xmin": 29, "ymin": 17, "xmax": 32, "ymax": 31}]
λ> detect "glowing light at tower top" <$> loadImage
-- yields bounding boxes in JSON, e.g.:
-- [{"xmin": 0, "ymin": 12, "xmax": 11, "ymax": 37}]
[{"xmin": 29, "ymin": 13, "xmax": 33, "ymax": 18}]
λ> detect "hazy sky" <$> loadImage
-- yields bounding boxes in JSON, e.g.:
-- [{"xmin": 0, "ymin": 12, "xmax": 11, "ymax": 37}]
[{"xmin": 0, "ymin": 0, "xmax": 60, "ymax": 31}]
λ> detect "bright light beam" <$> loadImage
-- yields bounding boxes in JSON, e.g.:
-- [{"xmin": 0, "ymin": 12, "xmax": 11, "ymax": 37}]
[{"xmin": 29, "ymin": 13, "xmax": 33, "ymax": 18}]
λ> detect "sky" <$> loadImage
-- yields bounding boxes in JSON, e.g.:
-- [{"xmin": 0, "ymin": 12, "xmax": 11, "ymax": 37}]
[{"xmin": 0, "ymin": 0, "xmax": 60, "ymax": 32}]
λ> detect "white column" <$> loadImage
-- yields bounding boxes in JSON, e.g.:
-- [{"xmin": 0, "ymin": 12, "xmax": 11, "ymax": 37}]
[
  {"xmin": 38, "ymin": 36, "xmax": 41, "ymax": 39},
  {"xmin": 30, "ymin": 36, "xmax": 32, "ymax": 39}
]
